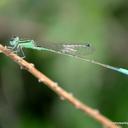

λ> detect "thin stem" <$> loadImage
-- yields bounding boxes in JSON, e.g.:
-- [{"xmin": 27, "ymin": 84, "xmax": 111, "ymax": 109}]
[{"xmin": 0, "ymin": 44, "xmax": 120, "ymax": 128}]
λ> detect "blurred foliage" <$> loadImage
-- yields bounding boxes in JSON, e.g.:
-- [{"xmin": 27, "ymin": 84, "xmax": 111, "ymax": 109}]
[{"xmin": 0, "ymin": 0, "xmax": 128, "ymax": 128}]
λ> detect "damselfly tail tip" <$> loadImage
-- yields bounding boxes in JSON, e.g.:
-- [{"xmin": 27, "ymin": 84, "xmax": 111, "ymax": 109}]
[{"xmin": 117, "ymin": 68, "xmax": 128, "ymax": 75}]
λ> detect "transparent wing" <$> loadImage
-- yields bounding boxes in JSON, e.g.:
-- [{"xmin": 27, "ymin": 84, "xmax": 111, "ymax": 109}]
[{"xmin": 37, "ymin": 41, "xmax": 94, "ymax": 58}]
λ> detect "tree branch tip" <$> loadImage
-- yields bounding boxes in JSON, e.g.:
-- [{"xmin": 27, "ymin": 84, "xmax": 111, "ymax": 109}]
[
  {"xmin": 60, "ymin": 96, "xmax": 65, "ymax": 100},
  {"xmin": 51, "ymin": 82, "xmax": 58, "ymax": 88},
  {"xmin": 69, "ymin": 92, "xmax": 73, "ymax": 97},
  {"xmin": 30, "ymin": 63, "xmax": 35, "ymax": 67},
  {"xmin": 38, "ymin": 78, "xmax": 45, "ymax": 83},
  {"xmin": 93, "ymin": 109, "xmax": 100, "ymax": 114}
]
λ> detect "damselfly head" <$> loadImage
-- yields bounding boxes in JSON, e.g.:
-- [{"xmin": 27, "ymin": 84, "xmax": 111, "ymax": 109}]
[{"xmin": 9, "ymin": 36, "xmax": 20, "ymax": 46}]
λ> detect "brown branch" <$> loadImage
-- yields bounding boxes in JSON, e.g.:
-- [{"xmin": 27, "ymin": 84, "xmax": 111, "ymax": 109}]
[{"xmin": 0, "ymin": 44, "xmax": 120, "ymax": 128}]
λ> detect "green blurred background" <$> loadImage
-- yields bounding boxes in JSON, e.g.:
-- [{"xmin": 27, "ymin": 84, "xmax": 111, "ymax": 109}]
[{"xmin": 0, "ymin": 0, "xmax": 128, "ymax": 128}]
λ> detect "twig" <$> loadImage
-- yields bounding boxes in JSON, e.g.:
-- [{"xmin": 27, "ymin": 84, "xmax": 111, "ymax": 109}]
[{"xmin": 0, "ymin": 44, "xmax": 120, "ymax": 128}]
